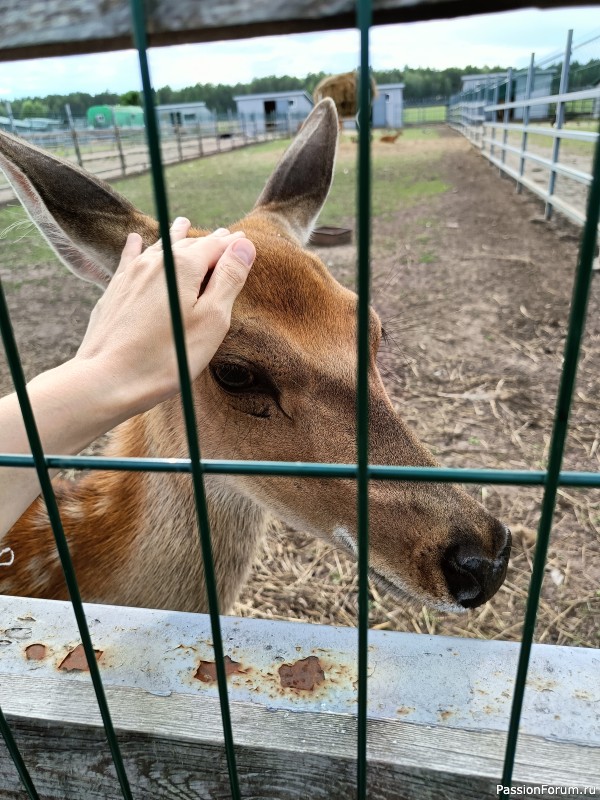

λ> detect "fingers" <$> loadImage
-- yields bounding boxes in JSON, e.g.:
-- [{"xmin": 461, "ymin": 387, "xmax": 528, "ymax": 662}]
[
  {"xmin": 114, "ymin": 232, "xmax": 143, "ymax": 276},
  {"xmin": 170, "ymin": 217, "xmax": 192, "ymax": 244},
  {"xmin": 201, "ymin": 237, "xmax": 255, "ymax": 307}
]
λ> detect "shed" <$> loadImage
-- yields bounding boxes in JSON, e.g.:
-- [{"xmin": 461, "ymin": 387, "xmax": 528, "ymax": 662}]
[
  {"xmin": 87, "ymin": 105, "xmax": 144, "ymax": 128},
  {"xmin": 372, "ymin": 82, "xmax": 405, "ymax": 128},
  {"xmin": 460, "ymin": 72, "xmax": 507, "ymax": 93},
  {"xmin": 155, "ymin": 102, "xmax": 214, "ymax": 129},
  {"xmin": 513, "ymin": 68, "xmax": 555, "ymax": 120},
  {"xmin": 460, "ymin": 70, "xmax": 556, "ymax": 122},
  {"xmin": 234, "ymin": 91, "xmax": 313, "ymax": 134}
]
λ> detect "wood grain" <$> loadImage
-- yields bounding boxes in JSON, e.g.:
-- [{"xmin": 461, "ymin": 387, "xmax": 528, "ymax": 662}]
[
  {"xmin": 0, "ymin": 0, "xmax": 595, "ymax": 62},
  {"xmin": 1, "ymin": 674, "xmax": 598, "ymax": 799}
]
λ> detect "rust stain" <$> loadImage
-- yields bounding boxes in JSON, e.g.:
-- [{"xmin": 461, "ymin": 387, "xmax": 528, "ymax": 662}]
[
  {"xmin": 59, "ymin": 644, "xmax": 103, "ymax": 672},
  {"xmin": 396, "ymin": 706, "xmax": 415, "ymax": 716},
  {"xmin": 194, "ymin": 655, "xmax": 245, "ymax": 683},
  {"xmin": 25, "ymin": 643, "xmax": 47, "ymax": 661},
  {"xmin": 279, "ymin": 656, "xmax": 325, "ymax": 691},
  {"xmin": 438, "ymin": 709, "xmax": 454, "ymax": 721}
]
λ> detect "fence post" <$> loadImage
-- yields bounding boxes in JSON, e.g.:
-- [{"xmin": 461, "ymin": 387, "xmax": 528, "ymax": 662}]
[
  {"xmin": 175, "ymin": 124, "xmax": 183, "ymax": 162},
  {"xmin": 112, "ymin": 115, "xmax": 126, "ymax": 177},
  {"xmin": 64, "ymin": 103, "xmax": 83, "ymax": 168},
  {"xmin": 517, "ymin": 54, "xmax": 535, "ymax": 194},
  {"xmin": 545, "ymin": 29, "xmax": 573, "ymax": 220},
  {"xmin": 196, "ymin": 120, "xmax": 204, "ymax": 157},
  {"xmin": 501, "ymin": 68, "xmax": 512, "ymax": 173},
  {"xmin": 4, "ymin": 101, "xmax": 16, "ymax": 134},
  {"xmin": 215, "ymin": 117, "xmax": 221, "ymax": 152},
  {"xmin": 490, "ymin": 78, "xmax": 499, "ymax": 161}
]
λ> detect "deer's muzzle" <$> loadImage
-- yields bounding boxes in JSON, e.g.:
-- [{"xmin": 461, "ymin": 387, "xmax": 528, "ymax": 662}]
[{"xmin": 441, "ymin": 523, "xmax": 511, "ymax": 608}]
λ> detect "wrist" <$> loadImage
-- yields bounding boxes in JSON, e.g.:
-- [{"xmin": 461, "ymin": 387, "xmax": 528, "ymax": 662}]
[{"xmin": 28, "ymin": 358, "xmax": 136, "ymax": 451}]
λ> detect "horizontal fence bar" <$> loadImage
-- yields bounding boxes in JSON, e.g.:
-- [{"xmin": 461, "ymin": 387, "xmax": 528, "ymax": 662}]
[
  {"xmin": 485, "ymin": 87, "xmax": 600, "ymax": 112},
  {"xmin": 482, "ymin": 150, "xmax": 590, "ymax": 226},
  {"xmin": 485, "ymin": 122, "xmax": 598, "ymax": 143},
  {"xmin": 1, "ymin": 453, "xmax": 600, "ymax": 486},
  {"xmin": 481, "ymin": 136, "xmax": 592, "ymax": 185}
]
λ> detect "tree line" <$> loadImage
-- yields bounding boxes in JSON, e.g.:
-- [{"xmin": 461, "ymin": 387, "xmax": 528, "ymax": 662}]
[{"xmin": 5, "ymin": 60, "xmax": 599, "ymax": 119}]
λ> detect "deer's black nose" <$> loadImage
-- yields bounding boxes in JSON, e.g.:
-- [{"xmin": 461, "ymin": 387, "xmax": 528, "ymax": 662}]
[{"xmin": 441, "ymin": 525, "xmax": 511, "ymax": 608}]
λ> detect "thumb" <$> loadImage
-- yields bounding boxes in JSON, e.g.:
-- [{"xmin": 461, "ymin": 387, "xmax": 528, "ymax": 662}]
[{"xmin": 202, "ymin": 238, "xmax": 255, "ymax": 306}]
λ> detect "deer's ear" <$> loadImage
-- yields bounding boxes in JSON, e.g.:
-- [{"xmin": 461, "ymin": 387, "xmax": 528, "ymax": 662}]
[
  {"xmin": 0, "ymin": 131, "xmax": 159, "ymax": 288},
  {"xmin": 253, "ymin": 98, "xmax": 338, "ymax": 244}
]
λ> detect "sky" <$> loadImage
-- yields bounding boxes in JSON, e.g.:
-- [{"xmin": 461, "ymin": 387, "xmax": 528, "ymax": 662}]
[{"xmin": 0, "ymin": 6, "xmax": 598, "ymax": 100}]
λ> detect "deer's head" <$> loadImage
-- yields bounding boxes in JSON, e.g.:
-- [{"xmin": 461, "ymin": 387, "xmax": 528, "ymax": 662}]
[{"xmin": 0, "ymin": 100, "xmax": 510, "ymax": 611}]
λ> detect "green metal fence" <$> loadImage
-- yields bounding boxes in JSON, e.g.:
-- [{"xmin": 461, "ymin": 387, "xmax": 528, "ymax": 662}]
[{"xmin": 0, "ymin": 0, "xmax": 599, "ymax": 797}]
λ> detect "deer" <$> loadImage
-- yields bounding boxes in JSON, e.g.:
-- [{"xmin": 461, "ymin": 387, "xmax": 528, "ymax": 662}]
[
  {"xmin": 380, "ymin": 131, "xmax": 402, "ymax": 144},
  {"xmin": 0, "ymin": 99, "xmax": 510, "ymax": 615}
]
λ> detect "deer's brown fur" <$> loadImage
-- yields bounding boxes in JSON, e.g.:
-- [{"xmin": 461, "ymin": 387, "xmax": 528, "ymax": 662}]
[{"xmin": 0, "ymin": 100, "xmax": 510, "ymax": 613}]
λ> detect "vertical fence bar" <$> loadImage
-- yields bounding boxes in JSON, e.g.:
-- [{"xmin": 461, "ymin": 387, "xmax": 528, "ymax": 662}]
[
  {"xmin": 0, "ymin": 281, "xmax": 133, "ymax": 800},
  {"xmin": 196, "ymin": 120, "xmax": 204, "ymax": 157},
  {"xmin": 490, "ymin": 79, "xmax": 499, "ymax": 161},
  {"xmin": 356, "ymin": 0, "xmax": 372, "ymax": 796},
  {"xmin": 501, "ymin": 116, "xmax": 600, "ymax": 788},
  {"xmin": 0, "ymin": 704, "xmax": 40, "ymax": 800},
  {"xmin": 64, "ymin": 103, "xmax": 83, "ymax": 168},
  {"xmin": 545, "ymin": 29, "xmax": 573, "ymax": 220},
  {"xmin": 4, "ymin": 101, "xmax": 16, "ymax": 134},
  {"xmin": 128, "ymin": 2, "xmax": 240, "ymax": 798},
  {"xmin": 501, "ymin": 68, "xmax": 512, "ymax": 171},
  {"xmin": 517, "ymin": 54, "xmax": 534, "ymax": 193},
  {"xmin": 112, "ymin": 115, "xmax": 127, "ymax": 177}
]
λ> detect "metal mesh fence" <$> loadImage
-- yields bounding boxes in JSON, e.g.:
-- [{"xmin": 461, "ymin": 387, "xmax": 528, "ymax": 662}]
[{"xmin": 1, "ymin": 1, "xmax": 599, "ymax": 798}]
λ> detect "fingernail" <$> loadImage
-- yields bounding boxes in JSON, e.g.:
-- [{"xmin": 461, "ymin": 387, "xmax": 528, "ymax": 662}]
[
  {"xmin": 213, "ymin": 227, "xmax": 230, "ymax": 236},
  {"xmin": 231, "ymin": 239, "xmax": 255, "ymax": 267},
  {"xmin": 173, "ymin": 216, "xmax": 189, "ymax": 226}
]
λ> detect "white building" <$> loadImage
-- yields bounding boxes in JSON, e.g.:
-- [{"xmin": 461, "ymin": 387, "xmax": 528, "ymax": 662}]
[
  {"xmin": 234, "ymin": 91, "xmax": 313, "ymax": 135},
  {"xmin": 460, "ymin": 71, "xmax": 555, "ymax": 121},
  {"xmin": 156, "ymin": 102, "xmax": 214, "ymax": 129},
  {"xmin": 372, "ymin": 83, "xmax": 405, "ymax": 128}
]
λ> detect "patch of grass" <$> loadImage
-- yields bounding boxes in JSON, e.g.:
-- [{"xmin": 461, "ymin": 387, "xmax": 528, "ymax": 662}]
[
  {"xmin": 0, "ymin": 131, "xmax": 450, "ymax": 272},
  {"xmin": 419, "ymin": 251, "xmax": 436, "ymax": 264},
  {"xmin": 0, "ymin": 207, "xmax": 58, "ymax": 273},
  {"xmin": 114, "ymin": 140, "xmax": 286, "ymax": 227},
  {"xmin": 403, "ymin": 106, "xmax": 447, "ymax": 124}
]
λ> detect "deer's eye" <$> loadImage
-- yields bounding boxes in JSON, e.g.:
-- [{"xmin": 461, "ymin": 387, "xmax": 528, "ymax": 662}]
[{"xmin": 212, "ymin": 363, "xmax": 256, "ymax": 392}]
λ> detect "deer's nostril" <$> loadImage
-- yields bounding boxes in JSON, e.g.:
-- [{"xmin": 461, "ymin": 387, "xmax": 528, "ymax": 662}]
[{"xmin": 442, "ymin": 534, "xmax": 510, "ymax": 609}]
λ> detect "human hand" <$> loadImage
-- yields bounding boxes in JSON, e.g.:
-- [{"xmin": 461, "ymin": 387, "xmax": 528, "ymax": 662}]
[{"xmin": 75, "ymin": 218, "xmax": 255, "ymax": 415}]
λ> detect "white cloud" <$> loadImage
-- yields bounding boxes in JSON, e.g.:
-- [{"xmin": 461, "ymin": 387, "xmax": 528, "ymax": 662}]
[{"xmin": 0, "ymin": 6, "xmax": 597, "ymax": 101}]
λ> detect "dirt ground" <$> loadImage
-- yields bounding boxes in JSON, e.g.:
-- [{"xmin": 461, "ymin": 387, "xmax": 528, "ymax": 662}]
[
  {"xmin": 234, "ymin": 129, "xmax": 600, "ymax": 647},
  {"xmin": 1, "ymin": 127, "xmax": 598, "ymax": 647}
]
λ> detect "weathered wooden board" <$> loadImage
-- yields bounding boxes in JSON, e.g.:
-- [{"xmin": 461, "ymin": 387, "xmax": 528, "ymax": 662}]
[
  {"xmin": 1, "ymin": 596, "xmax": 599, "ymax": 799},
  {"xmin": 0, "ymin": 0, "xmax": 595, "ymax": 62}
]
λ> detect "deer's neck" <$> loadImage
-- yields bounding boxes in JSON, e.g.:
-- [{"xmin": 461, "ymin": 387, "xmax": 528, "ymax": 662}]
[{"xmin": 4, "ymin": 408, "xmax": 270, "ymax": 612}]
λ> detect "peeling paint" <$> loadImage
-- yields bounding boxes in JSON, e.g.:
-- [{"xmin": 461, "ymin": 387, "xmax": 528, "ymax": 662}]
[
  {"xmin": 59, "ymin": 644, "xmax": 102, "ymax": 672},
  {"xmin": 3, "ymin": 627, "xmax": 32, "ymax": 640},
  {"xmin": 194, "ymin": 656, "xmax": 245, "ymax": 683},
  {"xmin": 25, "ymin": 644, "xmax": 47, "ymax": 661},
  {"xmin": 279, "ymin": 656, "xmax": 325, "ymax": 691}
]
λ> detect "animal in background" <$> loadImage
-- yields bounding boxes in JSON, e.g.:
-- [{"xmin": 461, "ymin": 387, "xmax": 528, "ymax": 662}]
[
  {"xmin": 313, "ymin": 70, "xmax": 378, "ymax": 130},
  {"xmin": 380, "ymin": 131, "xmax": 402, "ymax": 143}
]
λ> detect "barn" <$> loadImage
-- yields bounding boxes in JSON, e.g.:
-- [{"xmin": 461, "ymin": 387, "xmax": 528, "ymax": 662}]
[
  {"xmin": 461, "ymin": 70, "xmax": 555, "ymax": 121},
  {"xmin": 155, "ymin": 101, "xmax": 214, "ymax": 129},
  {"xmin": 234, "ymin": 90, "xmax": 313, "ymax": 134},
  {"xmin": 372, "ymin": 82, "xmax": 405, "ymax": 128}
]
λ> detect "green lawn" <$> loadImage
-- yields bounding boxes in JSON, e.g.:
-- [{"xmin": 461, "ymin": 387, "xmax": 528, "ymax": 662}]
[
  {"xmin": 403, "ymin": 105, "xmax": 447, "ymax": 124},
  {"xmin": 0, "ymin": 128, "xmax": 449, "ymax": 272}
]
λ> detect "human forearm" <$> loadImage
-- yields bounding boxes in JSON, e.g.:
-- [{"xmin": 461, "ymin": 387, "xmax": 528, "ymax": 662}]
[{"xmin": 0, "ymin": 358, "xmax": 133, "ymax": 537}]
